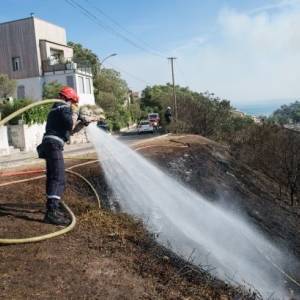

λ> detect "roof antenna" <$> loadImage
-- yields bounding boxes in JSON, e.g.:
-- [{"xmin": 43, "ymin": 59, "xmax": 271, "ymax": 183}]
[{"xmin": 30, "ymin": 12, "xmax": 35, "ymax": 17}]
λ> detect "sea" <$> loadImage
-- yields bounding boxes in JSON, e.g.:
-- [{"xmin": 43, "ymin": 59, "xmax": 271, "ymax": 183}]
[{"xmin": 233, "ymin": 99, "xmax": 296, "ymax": 116}]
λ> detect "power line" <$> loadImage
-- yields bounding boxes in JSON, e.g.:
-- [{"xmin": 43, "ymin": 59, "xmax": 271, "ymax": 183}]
[
  {"xmin": 65, "ymin": 0, "xmax": 165, "ymax": 58},
  {"xmin": 105, "ymin": 62, "xmax": 151, "ymax": 86},
  {"xmin": 84, "ymin": 0, "xmax": 166, "ymax": 58},
  {"xmin": 176, "ymin": 60, "xmax": 189, "ymax": 88}
]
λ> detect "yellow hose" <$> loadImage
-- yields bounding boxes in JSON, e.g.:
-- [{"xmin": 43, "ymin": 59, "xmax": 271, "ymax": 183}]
[
  {"xmin": 0, "ymin": 99, "xmax": 101, "ymax": 245},
  {"xmin": 0, "ymin": 201, "xmax": 76, "ymax": 245},
  {"xmin": 66, "ymin": 169, "xmax": 101, "ymax": 209},
  {"xmin": 0, "ymin": 168, "xmax": 101, "ymax": 245}
]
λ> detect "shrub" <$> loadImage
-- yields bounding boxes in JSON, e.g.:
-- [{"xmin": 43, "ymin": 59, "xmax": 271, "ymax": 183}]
[{"xmin": 0, "ymin": 99, "xmax": 51, "ymax": 125}]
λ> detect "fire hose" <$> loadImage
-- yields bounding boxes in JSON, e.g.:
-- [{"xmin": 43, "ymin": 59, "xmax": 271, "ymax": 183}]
[{"xmin": 0, "ymin": 100, "xmax": 101, "ymax": 245}]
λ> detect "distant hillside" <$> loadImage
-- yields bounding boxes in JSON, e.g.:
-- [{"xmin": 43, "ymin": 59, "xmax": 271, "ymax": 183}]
[{"xmin": 271, "ymin": 101, "xmax": 300, "ymax": 124}]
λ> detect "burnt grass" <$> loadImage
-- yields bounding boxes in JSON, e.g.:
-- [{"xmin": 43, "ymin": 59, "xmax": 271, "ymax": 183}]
[{"xmin": 0, "ymin": 134, "xmax": 299, "ymax": 299}]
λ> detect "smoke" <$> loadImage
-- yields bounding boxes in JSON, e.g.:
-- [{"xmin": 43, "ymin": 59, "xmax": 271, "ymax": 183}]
[{"xmin": 87, "ymin": 124, "xmax": 298, "ymax": 298}]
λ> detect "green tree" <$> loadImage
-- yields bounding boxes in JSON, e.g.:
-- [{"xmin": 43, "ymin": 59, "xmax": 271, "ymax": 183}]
[
  {"xmin": 94, "ymin": 68, "xmax": 130, "ymax": 130},
  {"xmin": 43, "ymin": 81, "xmax": 63, "ymax": 99},
  {"xmin": 68, "ymin": 41, "xmax": 100, "ymax": 78},
  {"xmin": 68, "ymin": 41, "xmax": 134, "ymax": 130},
  {"xmin": 140, "ymin": 84, "xmax": 243, "ymax": 139},
  {"xmin": 270, "ymin": 101, "xmax": 300, "ymax": 124},
  {"xmin": 0, "ymin": 74, "xmax": 16, "ymax": 99}
]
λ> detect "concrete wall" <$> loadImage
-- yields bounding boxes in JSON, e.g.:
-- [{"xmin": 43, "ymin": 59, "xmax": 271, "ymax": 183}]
[
  {"xmin": 8, "ymin": 123, "xmax": 45, "ymax": 151},
  {"xmin": 7, "ymin": 122, "xmax": 88, "ymax": 152},
  {"xmin": 0, "ymin": 126, "xmax": 9, "ymax": 155},
  {"xmin": 16, "ymin": 77, "xmax": 44, "ymax": 100},
  {"xmin": 39, "ymin": 40, "xmax": 73, "ymax": 62},
  {"xmin": 0, "ymin": 17, "xmax": 40, "ymax": 79},
  {"xmin": 33, "ymin": 18, "xmax": 68, "ymax": 75}
]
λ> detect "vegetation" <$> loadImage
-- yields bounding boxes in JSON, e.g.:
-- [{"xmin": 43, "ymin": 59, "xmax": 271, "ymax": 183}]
[
  {"xmin": 68, "ymin": 41, "xmax": 100, "ymax": 78},
  {"xmin": 94, "ymin": 68, "xmax": 130, "ymax": 130},
  {"xmin": 230, "ymin": 124, "xmax": 300, "ymax": 206},
  {"xmin": 0, "ymin": 74, "xmax": 16, "ymax": 99},
  {"xmin": 269, "ymin": 101, "xmax": 300, "ymax": 124},
  {"xmin": 140, "ymin": 84, "xmax": 300, "ymax": 206},
  {"xmin": 0, "ymin": 99, "xmax": 50, "ymax": 125},
  {"xmin": 140, "ymin": 84, "xmax": 253, "ymax": 140},
  {"xmin": 43, "ymin": 81, "xmax": 63, "ymax": 99},
  {"xmin": 68, "ymin": 42, "xmax": 131, "ymax": 130}
]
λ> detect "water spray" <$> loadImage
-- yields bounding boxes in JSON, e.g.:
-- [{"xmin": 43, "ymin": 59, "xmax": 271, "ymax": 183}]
[{"xmin": 87, "ymin": 123, "xmax": 300, "ymax": 299}]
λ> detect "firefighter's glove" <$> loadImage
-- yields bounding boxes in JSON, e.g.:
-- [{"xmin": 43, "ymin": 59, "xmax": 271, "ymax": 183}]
[{"xmin": 71, "ymin": 103, "xmax": 79, "ymax": 116}]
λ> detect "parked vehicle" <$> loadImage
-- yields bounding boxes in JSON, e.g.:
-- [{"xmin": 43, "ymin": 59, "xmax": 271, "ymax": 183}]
[
  {"xmin": 137, "ymin": 120, "xmax": 154, "ymax": 134},
  {"xmin": 97, "ymin": 120, "xmax": 110, "ymax": 133},
  {"xmin": 147, "ymin": 113, "xmax": 160, "ymax": 128}
]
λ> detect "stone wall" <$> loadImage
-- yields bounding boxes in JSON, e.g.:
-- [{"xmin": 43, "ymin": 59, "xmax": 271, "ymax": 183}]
[
  {"xmin": 69, "ymin": 127, "xmax": 89, "ymax": 144},
  {"xmin": 8, "ymin": 123, "xmax": 46, "ymax": 152}
]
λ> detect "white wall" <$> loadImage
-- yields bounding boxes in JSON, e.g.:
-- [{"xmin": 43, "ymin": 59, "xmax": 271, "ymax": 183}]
[
  {"xmin": 0, "ymin": 126, "xmax": 9, "ymax": 155},
  {"xmin": 8, "ymin": 123, "xmax": 45, "ymax": 152},
  {"xmin": 75, "ymin": 73, "xmax": 95, "ymax": 105},
  {"xmin": 16, "ymin": 77, "xmax": 44, "ymax": 100},
  {"xmin": 45, "ymin": 71, "xmax": 95, "ymax": 105}
]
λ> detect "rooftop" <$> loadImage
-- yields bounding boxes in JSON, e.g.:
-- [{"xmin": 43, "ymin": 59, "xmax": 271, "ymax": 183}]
[{"xmin": 0, "ymin": 16, "xmax": 65, "ymax": 30}]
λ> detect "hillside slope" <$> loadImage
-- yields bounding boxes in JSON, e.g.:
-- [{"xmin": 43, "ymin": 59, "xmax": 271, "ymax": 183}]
[{"xmin": 1, "ymin": 134, "xmax": 299, "ymax": 299}]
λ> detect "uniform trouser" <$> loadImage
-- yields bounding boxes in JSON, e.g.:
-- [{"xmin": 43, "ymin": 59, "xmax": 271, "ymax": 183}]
[{"xmin": 44, "ymin": 140, "xmax": 65, "ymax": 210}]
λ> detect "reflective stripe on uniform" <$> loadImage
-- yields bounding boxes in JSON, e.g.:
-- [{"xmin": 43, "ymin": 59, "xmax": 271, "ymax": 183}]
[
  {"xmin": 43, "ymin": 135, "xmax": 65, "ymax": 145},
  {"xmin": 47, "ymin": 195, "xmax": 61, "ymax": 200}
]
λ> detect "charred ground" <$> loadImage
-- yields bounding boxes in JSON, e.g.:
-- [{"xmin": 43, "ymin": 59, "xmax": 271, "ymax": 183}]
[{"xmin": 0, "ymin": 134, "xmax": 299, "ymax": 299}]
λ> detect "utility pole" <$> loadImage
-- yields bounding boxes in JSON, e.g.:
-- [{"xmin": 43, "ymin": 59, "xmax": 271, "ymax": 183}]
[{"xmin": 168, "ymin": 57, "xmax": 177, "ymax": 126}]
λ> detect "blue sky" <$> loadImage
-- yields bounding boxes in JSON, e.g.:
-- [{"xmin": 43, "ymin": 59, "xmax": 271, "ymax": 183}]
[{"xmin": 1, "ymin": 0, "xmax": 300, "ymax": 109}]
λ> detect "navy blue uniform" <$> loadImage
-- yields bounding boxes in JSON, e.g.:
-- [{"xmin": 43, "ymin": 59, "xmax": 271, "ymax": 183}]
[{"xmin": 42, "ymin": 103, "xmax": 74, "ymax": 209}]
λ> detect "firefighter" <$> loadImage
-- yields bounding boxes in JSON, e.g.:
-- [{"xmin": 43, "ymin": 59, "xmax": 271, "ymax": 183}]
[
  {"xmin": 164, "ymin": 106, "xmax": 172, "ymax": 124},
  {"xmin": 37, "ymin": 86, "xmax": 91, "ymax": 225}
]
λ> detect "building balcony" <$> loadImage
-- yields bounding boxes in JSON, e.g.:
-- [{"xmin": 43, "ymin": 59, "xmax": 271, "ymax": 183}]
[{"xmin": 42, "ymin": 58, "xmax": 93, "ymax": 76}]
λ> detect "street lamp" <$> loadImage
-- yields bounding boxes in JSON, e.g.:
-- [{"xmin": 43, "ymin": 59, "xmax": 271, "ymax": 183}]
[
  {"xmin": 99, "ymin": 53, "xmax": 117, "ymax": 74},
  {"xmin": 101, "ymin": 53, "xmax": 117, "ymax": 65}
]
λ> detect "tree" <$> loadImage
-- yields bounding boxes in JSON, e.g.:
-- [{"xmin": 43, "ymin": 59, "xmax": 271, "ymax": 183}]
[
  {"xmin": 68, "ymin": 42, "xmax": 100, "ymax": 78},
  {"xmin": 140, "ymin": 84, "xmax": 243, "ymax": 139},
  {"xmin": 68, "ymin": 41, "xmax": 133, "ymax": 130},
  {"xmin": 270, "ymin": 101, "xmax": 300, "ymax": 124},
  {"xmin": 94, "ymin": 68, "xmax": 130, "ymax": 130},
  {"xmin": 230, "ymin": 124, "xmax": 300, "ymax": 206},
  {"xmin": 0, "ymin": 74, "xmax": 16, "ymax": 99},
  {"xmin": 43, "ymin": 81, "xmax": 63, "ymax": 99}
]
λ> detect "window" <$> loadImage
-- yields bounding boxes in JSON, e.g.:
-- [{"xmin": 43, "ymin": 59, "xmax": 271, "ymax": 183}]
[
  {"xmin": 86, "ymin": 77, "xmax": 92, "ymax": 94},
  {"xmin": 12, "ymin": 57, "xmax": 21, "ymax": 71},
  {"xmin": 49, "ymin": 48, "xmax": 64, "ymax": 65},
  {"xmin": 78, "ymin": 76, "xmax": 85, "ymax": 93},
  {"xmin": 66, "ymin": 76, "xmax": 74, "ymax": 88}
]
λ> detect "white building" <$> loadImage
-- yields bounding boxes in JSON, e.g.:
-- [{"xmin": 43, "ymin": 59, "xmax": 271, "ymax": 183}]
[{"xmin": 0, "ymin": 16, "xmax": 95, "ymax": 105}]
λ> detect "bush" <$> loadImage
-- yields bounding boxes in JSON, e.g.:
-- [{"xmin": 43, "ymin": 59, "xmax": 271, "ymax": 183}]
[
  {"xmin": 0, "ymin": 99, "xmax": 51, "ymax": 125},
  {"xmin": 43, "ymin": 81, "xmax": 63, "ymax": 99}
]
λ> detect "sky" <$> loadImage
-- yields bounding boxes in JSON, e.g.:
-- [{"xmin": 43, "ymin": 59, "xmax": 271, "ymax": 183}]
[{"xmin": 1, "ymin": 0, "xmax": 300, "ymax": 110}]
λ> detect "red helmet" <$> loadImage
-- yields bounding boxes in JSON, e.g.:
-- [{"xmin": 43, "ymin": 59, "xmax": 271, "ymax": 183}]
[{"xmin": 59, "ymin": 86, "xmax": 79, "ymax": 103}]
